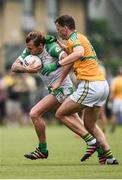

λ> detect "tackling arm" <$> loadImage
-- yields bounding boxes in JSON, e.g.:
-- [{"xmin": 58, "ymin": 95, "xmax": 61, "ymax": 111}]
[
  {"xmin": 41, "ymin": 46, "xmax": 84, "ymax": 75},
  {"xmin": 51, "ymin": 52, "xmax": 73, "ymax": 91},
  {"xmin": 55, "ymin": 53, "xmax": 72, "ymax": 85},
  {"xmin": 58, "ymin": 46, "xmax": 84, "ymax": 66},
  {"xmin": 57, "ymin": 39, "xmax": 68, "ymax": 54}
]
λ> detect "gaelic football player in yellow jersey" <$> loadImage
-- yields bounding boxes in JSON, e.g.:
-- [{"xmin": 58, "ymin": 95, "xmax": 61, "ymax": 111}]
[
  {"xmin": 98, "ymin": 62, "xmax": 108, "ymax": 133},
  {"xmin": 41, "ymin": 15, "xmax": 119, "ymax": 165},
  {"xmin": 109, "ymin": 67, "xmax": 122, "ymax": 132}
]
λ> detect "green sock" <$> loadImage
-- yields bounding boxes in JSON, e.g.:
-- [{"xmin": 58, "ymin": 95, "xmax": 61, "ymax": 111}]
[
  {"xmin": 97, "ymin": 145, "xmax": 104, "ymax": 157},
  {"xmin": 83, "ymin": 133, "xmax": 96, "ymax": 145},
  {"xmin": 38, "ymin": 143, "xmax": 48, "ymax": 153},
  {"xmin": 104, "ymin": 149, "xmax": 113, "ymax": 159}
]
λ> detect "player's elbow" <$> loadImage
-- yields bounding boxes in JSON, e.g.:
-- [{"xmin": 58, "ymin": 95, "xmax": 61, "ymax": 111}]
[
  {"xmin": 76, "ymin": 50, "xmax": 84, "ymax": 59},
  {"xmin": 11, "ymin": 63, "xmax": 16, "ymax": 72}
]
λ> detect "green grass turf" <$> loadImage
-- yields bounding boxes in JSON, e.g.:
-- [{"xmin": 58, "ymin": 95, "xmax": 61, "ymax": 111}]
[{"xmin": 0, "ymin": 124, "xmax": 122, "ymax": 179}]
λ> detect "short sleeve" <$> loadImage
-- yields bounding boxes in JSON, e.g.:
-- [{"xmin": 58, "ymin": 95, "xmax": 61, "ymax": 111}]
[{"xmin": 46, "ymin": 42, "xmax": 65, "ymax": 59}]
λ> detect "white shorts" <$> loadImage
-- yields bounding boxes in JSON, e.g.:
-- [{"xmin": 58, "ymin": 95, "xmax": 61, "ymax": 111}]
[
  {"xmin": 112, "ymin": 99, "xmax": 122, "ymax": 114},
  {"xmin": 70, "ymin": 80, "xmax": 109, "ymax": 107}
]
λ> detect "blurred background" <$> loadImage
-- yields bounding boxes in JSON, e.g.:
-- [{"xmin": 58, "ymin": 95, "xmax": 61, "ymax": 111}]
[{"xmin": 0, "ymin": 0, "xmax": 122, "ymax": 132}]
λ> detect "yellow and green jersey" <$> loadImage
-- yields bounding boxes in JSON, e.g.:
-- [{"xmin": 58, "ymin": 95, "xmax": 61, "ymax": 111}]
[
  {"xmin": 111, "ymin": 75, "xmax": 122, "ymax": 100},
  {"xmin": 67, "ymin": 32, "xmax": 105, "ymax": 81}
]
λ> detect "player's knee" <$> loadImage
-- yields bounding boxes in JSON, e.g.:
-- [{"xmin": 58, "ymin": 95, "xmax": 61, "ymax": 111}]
[
  {"xmin": 29, "ymin": 109, "xmax": 38, "ymax": 119},
  {"xmin": 55, "ymin": 109, "xmax": 63, "ymax": 119}
]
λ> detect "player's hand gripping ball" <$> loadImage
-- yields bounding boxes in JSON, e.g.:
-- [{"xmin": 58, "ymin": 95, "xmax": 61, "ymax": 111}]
[{"xmin": 24, "ymin": 55, "xmax": 42, "ymax": 69}]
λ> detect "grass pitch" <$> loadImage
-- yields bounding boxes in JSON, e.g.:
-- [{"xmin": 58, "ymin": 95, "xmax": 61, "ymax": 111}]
[{"xmin": 0, "ymin": 124, "xmax": 122, "ymax": 179}]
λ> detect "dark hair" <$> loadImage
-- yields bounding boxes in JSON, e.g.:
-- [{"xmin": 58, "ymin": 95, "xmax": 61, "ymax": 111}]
[
  {"xmin": 55, "ymin": 15, "xmax": 75, "ymax": 30},
  {"xmin": 26, "ymin": 31, "xmax": 45, "ymax": 47}
]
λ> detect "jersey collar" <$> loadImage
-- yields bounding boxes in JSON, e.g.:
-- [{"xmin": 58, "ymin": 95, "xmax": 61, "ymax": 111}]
[{"xmin": 68, "ymin": 30, "xmax": 77, "ymax": 40}]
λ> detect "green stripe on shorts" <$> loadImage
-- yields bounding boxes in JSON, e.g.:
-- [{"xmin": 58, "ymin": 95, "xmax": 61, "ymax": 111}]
[{"xmin": 77, "ymin": 81, "xmax": 89, "ymax": 103}]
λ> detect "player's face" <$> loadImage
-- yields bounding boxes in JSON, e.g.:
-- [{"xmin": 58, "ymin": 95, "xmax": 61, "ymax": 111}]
[
  {"xmin": 55, "ymin": 22, "xmax": 68, "ymax": 40},
  {"xmin": 26, "ymin": 40, "xmax": 44, "ymax": 55}
]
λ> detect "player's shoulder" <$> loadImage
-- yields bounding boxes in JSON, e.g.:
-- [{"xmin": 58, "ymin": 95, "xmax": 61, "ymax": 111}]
[
  {"xmin": 68, "ymin": 32, "xmax": 77, "ymax": 43},
  {"xmin": 45, "ymin": 35, "xmax": 57, "ymax": 49},
  {"xmin": 68, "ymin": 31, "xmax": 84, "ymax": 45},
  {"xmin": 45, "ymin": 35, "xmax": 63, "ymax": 57},
  {"xmin": 69, "ymin": 31, "xmax": 82, "ymax": 39},
  {"xmin": 45, "ymin": 35, "xmax": 57, "ymax": 45},
  {"xmin": 115, "ymin": 75, "xmax": 122, "ymax": 82},
  {"xmin": 111, "ymin": 76, "xmax": 120, "ymax": 84}
]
